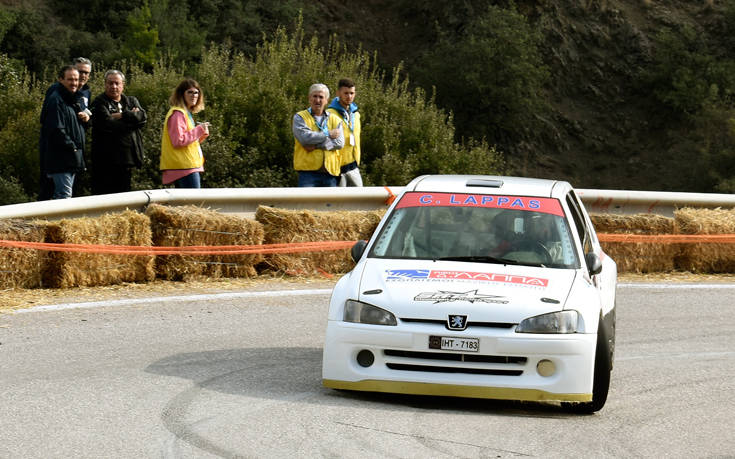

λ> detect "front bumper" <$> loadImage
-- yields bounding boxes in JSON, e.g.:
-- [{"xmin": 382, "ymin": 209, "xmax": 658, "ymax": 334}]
[{"xmin": 321, "ymin": 320, "xmax": 597, "ymax": 402}]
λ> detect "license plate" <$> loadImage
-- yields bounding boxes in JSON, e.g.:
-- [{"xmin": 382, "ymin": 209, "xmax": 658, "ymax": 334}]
[{"xmin": 429, "ymin": 335, "xmax": 479, "ymax": 352}]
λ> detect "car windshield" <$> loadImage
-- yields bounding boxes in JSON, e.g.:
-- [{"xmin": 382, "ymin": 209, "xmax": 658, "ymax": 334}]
[{"xmin": 369, "ymin": 192, "xmax": 580, "ymax": 269}]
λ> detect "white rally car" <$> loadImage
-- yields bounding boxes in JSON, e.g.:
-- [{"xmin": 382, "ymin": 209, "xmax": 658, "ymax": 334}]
[{"xmin": 322, "ymin": 175, "xmax": 617, "ymax": 413}]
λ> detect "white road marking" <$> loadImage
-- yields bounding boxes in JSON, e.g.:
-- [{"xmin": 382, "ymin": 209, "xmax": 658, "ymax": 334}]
[
  {"xmin": 13, "ymin": 282, "xmax": 735, "ymax": 314},
  {"xmin": 618, "ymin": 283, "xmax": 735, "ymax": 289},
  {"xmin": 13, "ymin": 289, "xmax": 333, "ymax": 314}
]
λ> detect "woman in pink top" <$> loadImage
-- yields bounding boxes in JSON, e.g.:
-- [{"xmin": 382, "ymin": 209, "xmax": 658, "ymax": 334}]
[{"xmin": 160, "ymin": 79, "xmax": 210, "ymax": 188}]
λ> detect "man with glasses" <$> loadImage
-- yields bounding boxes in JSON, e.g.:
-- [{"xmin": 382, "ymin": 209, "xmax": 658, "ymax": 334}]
[{"xmin": 73, "ymin": 57, "xmax": 93, "ymax": 120}]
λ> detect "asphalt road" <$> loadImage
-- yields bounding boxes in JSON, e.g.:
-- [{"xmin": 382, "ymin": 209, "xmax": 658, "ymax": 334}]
[{"xmin": 1, "ymin": 282, "xmax": 733, "ymax": 458}]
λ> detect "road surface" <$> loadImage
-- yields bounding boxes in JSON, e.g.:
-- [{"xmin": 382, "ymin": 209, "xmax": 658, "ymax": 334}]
[{"xmin": 1, "ymin": 281, "xmax": 733, "ymax": 458}]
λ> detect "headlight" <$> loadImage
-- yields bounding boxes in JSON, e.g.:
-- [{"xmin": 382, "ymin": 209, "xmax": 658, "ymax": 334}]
[
  {"xmin": 516, "ymin": 310, "xmax": 579, "ymax": 334},
  {"xmin": 343, "ymin": 300, "xmax": 397, "ymax": 326}
]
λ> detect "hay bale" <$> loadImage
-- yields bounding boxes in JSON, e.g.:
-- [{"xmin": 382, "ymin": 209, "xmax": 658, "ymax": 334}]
[
  {"xmin": 590, "ymin": 213, "xmax": 675, "ymax": 234},
  {"xmin": 146, "ymin": 204, "xmax": 264, "ymax": 280},
  {"xmin": 591, "ymin": 213, "xmax": 678, "ymax": 273},
  {"xmin": 674, "ymin": 207, "xmax": 735, "ymax": 273},
  {"xmin": 0, "ymin": 219, "xmax": 48, "ymax": 289},
  {"xmin": 42, "ymin": 210, "xmax": 155, "ymax": 288},
  {"xmin": 255, "ymin": 205, "xmax": 385, "ymax": 275},
  {"xmin": 599, "ymin": 240, "xmax": 678, "ymax": 273}
]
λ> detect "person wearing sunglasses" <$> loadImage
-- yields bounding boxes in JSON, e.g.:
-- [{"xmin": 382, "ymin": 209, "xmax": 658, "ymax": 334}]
[{"xmin": 160, "ymin": 79, "xmax": 210, "ymax": 188}]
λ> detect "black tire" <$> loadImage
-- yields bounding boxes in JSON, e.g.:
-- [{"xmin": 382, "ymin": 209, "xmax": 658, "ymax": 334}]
[{"xmin": 562, "ymin": 317, "xmax": 611, "ymax": 414}]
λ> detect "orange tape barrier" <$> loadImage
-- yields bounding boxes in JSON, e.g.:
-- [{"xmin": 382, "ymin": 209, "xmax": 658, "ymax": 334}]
[
  {"xmin": 598, "ymin": 234, "xmax": 735, "ymax": 244},
  {"xmin": 0, "ymin": 239, "xmax": 356, "ymax": 255},
  {"xmin": 2, "ymin": 234, "xmax": 733, "ymax": 256}
]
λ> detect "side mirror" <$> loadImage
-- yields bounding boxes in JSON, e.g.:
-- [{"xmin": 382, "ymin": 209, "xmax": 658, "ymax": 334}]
[
  {"xmin": 585, "ymin": 252, "xmax": 603, "ymax": 276},
  {"xmin": 351, "ymin": 240, "xmax": 368, "ymax": 263}
]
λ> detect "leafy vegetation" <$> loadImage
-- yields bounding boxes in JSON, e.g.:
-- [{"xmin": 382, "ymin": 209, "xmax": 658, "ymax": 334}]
[
  {"xmin": 3, "ymin": 0, "xmax": 735, "ymax": 202},
  {"xmin": 0, "ymin": 23, "xmax": 503, "ymax": 204},
  {"xmin": 411, "ymin": 3, "xmax": 549, "ymax": 144}
]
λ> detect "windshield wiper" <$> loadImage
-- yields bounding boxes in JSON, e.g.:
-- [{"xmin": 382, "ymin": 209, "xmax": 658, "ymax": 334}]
[
  {"xmin": 436, "ymin": 255, "xmax": 547, "ymax": 268},
  {"xmin": 436, "ymin": 255, "xmax": 518, "ymax": 265}
]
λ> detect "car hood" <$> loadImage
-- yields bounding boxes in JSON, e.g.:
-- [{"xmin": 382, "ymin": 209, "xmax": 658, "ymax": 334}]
[{"xmin": 355, "ymin": 258, "xmax": 579, "ymax": 324}]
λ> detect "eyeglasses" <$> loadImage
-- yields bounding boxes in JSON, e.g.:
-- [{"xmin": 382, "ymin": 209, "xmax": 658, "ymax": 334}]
[
  {"xmin": 78, "ymin": 71, "xmax": 90, "ymax": 75},
  {"xmin": 185, "ymin": 90, "xmax": 200, "ymax": 95}
]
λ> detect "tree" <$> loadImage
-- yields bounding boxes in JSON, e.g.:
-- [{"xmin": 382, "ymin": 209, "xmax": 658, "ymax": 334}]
[
  {"xmin": 122, "ymin": 2, "xmax": 160, "ymax": 68},
  {"xmin": 413, "ymin": 4, "xmax": 548, "ymax": 147},
  {"xmin": 149, "ymin": 0, "xmax": 206, "ymax": 62}
]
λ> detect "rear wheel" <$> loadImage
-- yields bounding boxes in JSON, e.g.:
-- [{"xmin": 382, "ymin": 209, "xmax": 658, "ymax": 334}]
[{"xmin": 562, "ymin": 318, "xmax": 611, "ymax": 414}]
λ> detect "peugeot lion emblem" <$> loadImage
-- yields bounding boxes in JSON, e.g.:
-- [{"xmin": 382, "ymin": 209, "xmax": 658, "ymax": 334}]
[{"xmin": 447, "ymin": 314, "xmax": 468, "ymax": 331}]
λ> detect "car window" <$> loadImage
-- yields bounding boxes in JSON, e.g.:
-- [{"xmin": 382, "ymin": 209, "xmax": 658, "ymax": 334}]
[
  {"xmin": 370, "ymin": 192, "xmax": 580, "ymax": 268},
  {"xmin": 565, "ymin": 193, "xmax": 593, "ymax": 256}
]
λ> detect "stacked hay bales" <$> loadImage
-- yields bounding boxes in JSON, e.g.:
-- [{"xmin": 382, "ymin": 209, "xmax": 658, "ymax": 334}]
[
  {"xmin": 42, "ymin": 210, "xmax": 155, "ymax": 288},
  {"xmin": 0, "ymin": 219, "xmax": 48, "ymax": 289},
  {"xmin": 255, "ymin": 206, "xmax": 385, "ymax": 275},
  {"xmin": 147, "ymin": 204, "xmax": 264, "ymax": 280},
  {"xmin": 590, "ymin": 213, "xmax": 677, "ymax": 272},
  {"xmin": 674, "ymin": 208, "xmax": 735, "ymax": 272}
]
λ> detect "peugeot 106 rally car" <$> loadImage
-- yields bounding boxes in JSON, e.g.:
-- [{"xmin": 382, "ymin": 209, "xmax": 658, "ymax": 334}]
[{"xmin": 322, "ymin": 175, "xmax": 617, "ymax": 413}]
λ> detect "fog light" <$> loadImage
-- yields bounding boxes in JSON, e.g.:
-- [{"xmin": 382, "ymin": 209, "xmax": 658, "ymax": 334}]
[
  {"xmin": 537, "ymin": 359, "xmax": 556, "ymax": 377},
  {"xmin": 356, "ymin": 350, "xmax": 375, "ymax": 368}
]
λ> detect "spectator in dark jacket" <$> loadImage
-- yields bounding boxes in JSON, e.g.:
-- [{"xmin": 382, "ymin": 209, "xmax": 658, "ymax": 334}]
[
  {"xmin": 90, "ymin": 70, "xmax": 147, "ymax": 195},
  {"xmin": 72, "ymin": 57, "xmax": 93, "ymax": 117},
  {"xmin": 39, "ymin": 65, "xmax": 86, "ymax": 199},
  {"xmin": 39, "ymin": 57, "xmax": 92, "ymax": 200}
]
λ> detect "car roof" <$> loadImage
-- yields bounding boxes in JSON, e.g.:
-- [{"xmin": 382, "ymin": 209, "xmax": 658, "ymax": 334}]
[{"xmin": 405, "ymin": 175, "xmax": 572, "ymax": 199}]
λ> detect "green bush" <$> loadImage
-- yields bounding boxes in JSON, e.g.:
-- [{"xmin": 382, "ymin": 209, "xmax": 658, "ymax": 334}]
[
  {"xmin": 0, "ymin": 175, "xmax": 30, "ymax": 205},
  {"xmin": 0, "ymin": 23, "xmax": 505, "ymax": 204},
  {"xmin": 411, "ymin": 3, "xmax": 548, "ymax": 145},
  {"xmin": 646, "ymin": 24, "xmax": 735, "ymax": 117},
  {"xmin": 0, "ymin": 54, "xmax": 42, "ymax": 200}
]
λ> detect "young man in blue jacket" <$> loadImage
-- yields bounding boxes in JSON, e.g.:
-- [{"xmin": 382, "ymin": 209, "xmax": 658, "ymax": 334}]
[{"xmin": 327, "ymin": 78, "xmax": 363, "ymax": 187}]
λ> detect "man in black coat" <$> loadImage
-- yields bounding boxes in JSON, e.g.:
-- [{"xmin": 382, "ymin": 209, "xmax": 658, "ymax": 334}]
[
  {"xmin": 39, "ymin": 58, "xmax": 93, "ymax": 200},
  {"xmin": 39, "ymin": 65, "xmax": 87, "ymax": 199},
  {"xmin": 90, "ymin": 70, "xmax": 147, "ymax": 195}
]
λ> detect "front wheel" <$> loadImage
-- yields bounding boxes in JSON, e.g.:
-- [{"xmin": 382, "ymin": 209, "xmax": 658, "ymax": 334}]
[{"xmin": 562, "ymin": 318, "xmax": 611, "ymax": 414}]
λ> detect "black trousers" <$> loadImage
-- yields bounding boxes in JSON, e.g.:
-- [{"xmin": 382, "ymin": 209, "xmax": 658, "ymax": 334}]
[{"xmin": 92, "ymin": 166, "xmax": 133, "ymax": 195}]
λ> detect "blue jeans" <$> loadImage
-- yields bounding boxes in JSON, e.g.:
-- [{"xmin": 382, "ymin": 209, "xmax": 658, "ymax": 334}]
[
  {"xmin": 297, "ymin": 171, "xmax": 338, "ymax": 187},
  {"xmin": 48, "ymin": 172, "xmax": 75, "ymax": 199},
  {"xmin": 173, "ymin": 172, "xmax": 201, "ymax": 188}
]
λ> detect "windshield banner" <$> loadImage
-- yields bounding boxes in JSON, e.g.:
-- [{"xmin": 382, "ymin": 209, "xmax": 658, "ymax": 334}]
[{"xmin": 395, "ymin": 192, "xmax": 564, "ymax": 216}]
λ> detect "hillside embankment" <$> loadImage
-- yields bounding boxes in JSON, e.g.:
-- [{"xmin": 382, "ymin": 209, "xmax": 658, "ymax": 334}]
[{"xmin": 320, "ymin": 0, "xmax": 733, "ymax": 192}]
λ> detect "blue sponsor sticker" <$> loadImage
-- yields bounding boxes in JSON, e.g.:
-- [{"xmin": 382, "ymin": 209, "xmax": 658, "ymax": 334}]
[{"xmin": 385, "ymin": 269, "xmax": 430, "ymax": 280}]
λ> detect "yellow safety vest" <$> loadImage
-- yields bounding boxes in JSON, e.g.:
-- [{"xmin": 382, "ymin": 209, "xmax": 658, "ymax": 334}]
[
  {"xmin": 293, "ymin": 109, "xmax": 342, "ymax": 176},
  {"xmin": 160, "ymin": 107, "xmax": 204, "ymax": 170},
  {"xmin": 327, "ymin": 107, "xmax": 361, "ymax": 166}
]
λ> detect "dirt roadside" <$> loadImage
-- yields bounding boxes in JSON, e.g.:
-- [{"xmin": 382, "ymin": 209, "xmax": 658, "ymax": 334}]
[
  {"xmin": 0, "ymin": 275, "xmax": 338, "ymax": 314},
  {"xmin": 1, "ymin": 272, "xmax": 734, "ymax": 314}
]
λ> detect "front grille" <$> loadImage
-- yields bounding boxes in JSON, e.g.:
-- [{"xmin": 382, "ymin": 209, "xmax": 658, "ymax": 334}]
[
  {"xmin": 386, "ymin": 363, "xmax": 522, "ymax": 376},
  {"xmin": 383, "ymin": 349, "xmax": 526, "ymax": 376},
  {"xmin": 399, "ymin": 318, "xmax": 515, "ymax": 329},
  {"xmin": 384, "ymin": 349, "xmax": 526, "ymax": 364}
]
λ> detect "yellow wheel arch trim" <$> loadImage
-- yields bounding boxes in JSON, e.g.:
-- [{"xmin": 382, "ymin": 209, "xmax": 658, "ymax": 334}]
[{"xmin": 323, "ymin": 379, "xmax": 592, "ymax": 402}]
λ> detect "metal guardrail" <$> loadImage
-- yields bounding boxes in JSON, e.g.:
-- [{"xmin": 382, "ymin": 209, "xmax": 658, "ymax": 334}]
[{"xmin": 1, "ymin": 187, "xmax": 734, "ymax": 220}]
